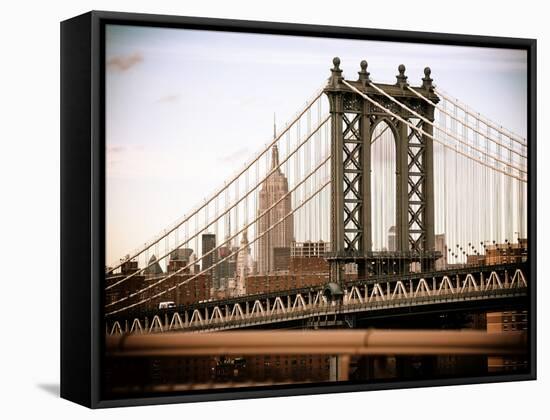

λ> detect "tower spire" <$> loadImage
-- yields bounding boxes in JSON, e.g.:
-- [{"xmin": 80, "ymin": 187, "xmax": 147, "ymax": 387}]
[{"xmin": 271, "ymin": 112, "xmax": 280, "ymax": 170}]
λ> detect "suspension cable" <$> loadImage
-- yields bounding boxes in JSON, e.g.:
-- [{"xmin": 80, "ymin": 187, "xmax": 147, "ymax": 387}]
[
  {"xmin": 341, "ymin": 80, "xmax": 526, "ymax": 183},
  {"xmin": 106, "ymin": 115, "xmax": 330, "ymax": 290},
  {"xmin": 106, "ymin": 178, "xmax": 331, "ymax": 316},
  {"xmin": 105, "ymin": 154, "xmax": 331, "ymax": 310},
  {"xmin": 368, "ymin": 81, "xmax": 526, "ymax": 174},
  {"xmin": 106, "ymin": 86, "xmax": 325, "ymax": 274},
  {"xmin": 435, "ymin": 88, "xmax": 527, "ymax": 147},
  {"xmin": 406, "ymin": 86, "xmax": 527, "ymax": 159}
]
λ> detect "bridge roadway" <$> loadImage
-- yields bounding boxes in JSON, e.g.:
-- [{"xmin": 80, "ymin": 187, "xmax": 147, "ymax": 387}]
[{"xmin": 106, "ymin": 262, "xmax": 529, "ymax": 335}]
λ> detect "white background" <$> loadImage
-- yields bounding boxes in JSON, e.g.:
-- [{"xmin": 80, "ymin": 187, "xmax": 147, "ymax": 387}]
[{"xmin": 0, "ymin": 0, "xmax": 547, "ymax": 418}]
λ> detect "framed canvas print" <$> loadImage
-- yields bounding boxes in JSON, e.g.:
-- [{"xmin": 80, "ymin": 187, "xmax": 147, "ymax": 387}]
[{"xmin": 60, "ymin": 11, "xmax": 536, "ymax": 408}]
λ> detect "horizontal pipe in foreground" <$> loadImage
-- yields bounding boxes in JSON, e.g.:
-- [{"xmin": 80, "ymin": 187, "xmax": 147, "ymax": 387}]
[{"xmin": 105, "ymin": 329, "xmax": 527, "ymax": 357}]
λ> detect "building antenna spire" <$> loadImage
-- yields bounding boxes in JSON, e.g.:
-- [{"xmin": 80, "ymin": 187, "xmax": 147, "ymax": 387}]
[{"xmin": 271, "ymin": 112, "xmax": 280, "ymax": 170}]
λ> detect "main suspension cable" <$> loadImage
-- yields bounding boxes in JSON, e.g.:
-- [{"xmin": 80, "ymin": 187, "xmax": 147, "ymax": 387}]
[
  {"xmin": 406, "ymin": 86, "xmax": 527, "ymax": 159},
  {"xmin": 106, "ymin": 178, "xmax": 331, "ymax": 316},
  {"xmin": 341, "ymin": 80, "xmax": 526, "ymax": 183},
  {"xmin": 106, "ymin": 115, "xmax": 330, "ymax": 290},
  {"xmin": 367, "ymin": 81, "xmax": 526, "ymax": 174},
  {"xmin": 105, "ymin": 154, "xmax": 331, "ymax": 310},
  {"xmin": 106, "ymin": 86, "xmax": 325, "ymax": 274}
]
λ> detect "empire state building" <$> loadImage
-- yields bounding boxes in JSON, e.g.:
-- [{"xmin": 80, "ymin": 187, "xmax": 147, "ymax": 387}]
[{"xmin": 256, "ymin": 138, "xmax": 294, "ymax": 274}]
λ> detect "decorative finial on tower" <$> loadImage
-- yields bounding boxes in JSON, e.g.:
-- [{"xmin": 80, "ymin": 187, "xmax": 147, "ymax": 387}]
[
  {"xmin": 273, "ymin": 113, "xmax": 276, "ymax": 140},
  {"xmin": 330, "ymin": 57, "xmax": 343, "ymax": 88},
  {"xmin": 422, "ymin": 67, "xmax": 433, "ymax": 90},
  {"xmin": 358, "ymin": 60, "xmax": 370, "ymax": 87},
  {"xmin": 396, "ymin": 64, "xmax": 408, "ymax": 88}
]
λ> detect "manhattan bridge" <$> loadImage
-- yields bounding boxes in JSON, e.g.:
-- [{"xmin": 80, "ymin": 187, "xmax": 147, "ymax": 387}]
[{"xmin": 104, "ymin": 58, "xmax": 529, "ymax": 337}]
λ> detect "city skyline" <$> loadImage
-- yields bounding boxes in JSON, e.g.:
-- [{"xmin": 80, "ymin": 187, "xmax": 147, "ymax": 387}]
[
  {"xmin": 102, "ymin": 22, "xmax": 530, "ymax": 396},
  {"xmin": 105, "ymin": 24, "xmax": 527, "ymax": 265}
]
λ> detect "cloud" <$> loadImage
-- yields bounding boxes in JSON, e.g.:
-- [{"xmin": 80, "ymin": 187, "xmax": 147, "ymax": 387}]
[
  {"xmin": 156, "ymin": 94, "xmax": 181, "ymax": 104},
  {"xmin": 218, "ymin": 147, "xmax": 249, "ymax": 164},
  {"xmin": 107, "ymin": 52, "xmax": 143, "ymax": 71}
]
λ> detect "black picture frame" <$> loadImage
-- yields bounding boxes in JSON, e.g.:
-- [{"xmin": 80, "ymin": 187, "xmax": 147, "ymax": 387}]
[{"xmin": 60, "ymin": 10, "xmax": 537, "ymax": 408}]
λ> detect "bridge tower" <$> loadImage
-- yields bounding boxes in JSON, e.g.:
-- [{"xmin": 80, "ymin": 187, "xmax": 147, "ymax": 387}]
[{"xmin": 324, "ymin": 58, "xmax": 441, "ymax": 283}]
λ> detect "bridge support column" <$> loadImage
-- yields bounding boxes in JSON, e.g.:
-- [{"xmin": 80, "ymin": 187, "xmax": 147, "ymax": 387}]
[
  {"xmin": 324, "ymin": 60, "xmax": 439, "ymax": 282},
  {"xmin": 423, "ymin": 115, "xmax": 435, "ymax": 271},
  {"xmin": 328, "ymin": 80, "xmax": 345, "ymax": 285},
  {"xmin": 397, "ymin": 120, "xmax": 410, "ymax": 255},
  {"xmin": 361, "ymin": 95, "xmax": 372, "ymax": 257}
]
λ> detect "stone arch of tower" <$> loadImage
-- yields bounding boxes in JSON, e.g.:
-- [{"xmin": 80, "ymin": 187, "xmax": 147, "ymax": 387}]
[{"xmin": 370, "ymin": 118, "xmax": 398, "ymax": 252}]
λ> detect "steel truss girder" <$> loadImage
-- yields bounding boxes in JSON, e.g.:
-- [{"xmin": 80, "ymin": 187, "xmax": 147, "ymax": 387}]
[
  {"xmin": 342, "ymin": 111, "xmax": 363, "ymax": 253},
  {"xmin": 407, "ymin": 118, "xmax": 427, "ymax": 253},
  {"xmin": 106, "ymin": 265, "xmax": 527, "ymax": 335}
]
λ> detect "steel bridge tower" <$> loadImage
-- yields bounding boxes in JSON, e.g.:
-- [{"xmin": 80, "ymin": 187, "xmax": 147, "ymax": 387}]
[{"xmin": 324, "ymin": 58, "xmax": 441, "ymax": 283}]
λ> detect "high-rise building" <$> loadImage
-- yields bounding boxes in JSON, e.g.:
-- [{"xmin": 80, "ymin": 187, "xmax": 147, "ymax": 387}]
[
  {"xmin": 189, "ymin": 252, "xmax": 200, "ymax": 274},
  {"xmin": 120, "ymin": 259, "xmax": 139, "ymax": 275},
  {"xmin": 201, "ymin": 233, "xmax": 217, "ymax": 286},
  {"xmin": 273, "ymin": 247, "xmax": 291, "ymax": 272},
  {"xmin": 143, "ymin": 254, "xmax": 163, "ymax": 275},
  {"xmin": 216, "ymin": 242, "xmax": 237, "ymax": 290},
  {"xmin": 256, "ymin": 143, "xmax": 294, "ymax": 274},
  {"xmin": 290, "ymin": 240, "xmax": 328, "ymax": 258},
  {"xmin": 483, "ymin": 240, "xmax": 528, "ymax": 373},
  {"xmin": 167, "ymin": 248, "xmax": 193, "ymax": 273},
  {"xmin": 487, "ymin": 310, "xmax": 528, "ymax": 373},
  {"xmin": 484, "ymin": 238, "xmax": 528, "ymax": 265},
  {"xmin": 234, "ymin": 230, "xmax": 252, "ymax": 295},
  {"xmin": 435, "ymin": 234, "xmax": 447, "ymax": 270}
]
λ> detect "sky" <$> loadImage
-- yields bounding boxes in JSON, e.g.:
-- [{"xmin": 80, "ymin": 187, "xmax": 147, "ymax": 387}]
[{"xmin": 105, "ymin": 24, "xmax": 527, "ymax": 265}]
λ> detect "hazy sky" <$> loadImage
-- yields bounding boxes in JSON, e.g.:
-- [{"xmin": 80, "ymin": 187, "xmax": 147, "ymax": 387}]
[{"xmin": 105, "ymin": 24, "xmax": 527, "ymax": 265}]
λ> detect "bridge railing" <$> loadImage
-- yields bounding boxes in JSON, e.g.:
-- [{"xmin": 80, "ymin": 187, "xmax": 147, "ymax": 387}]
[{"xmin": 105, "ymin": 329, "xmax": 527, "ymax": 383}]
